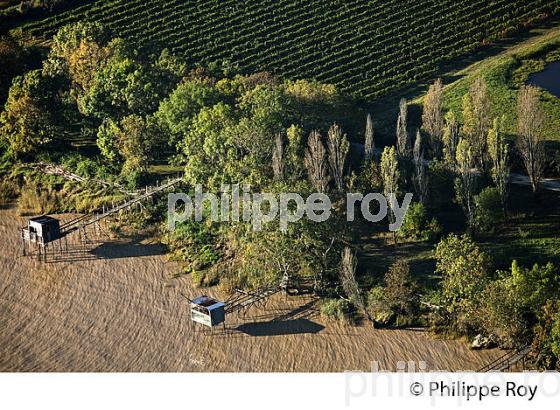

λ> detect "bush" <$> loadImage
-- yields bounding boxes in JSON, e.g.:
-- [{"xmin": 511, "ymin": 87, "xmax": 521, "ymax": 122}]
[
  {"xmin": 367, "ymin": 286, "xmax": 393, "ymax": 325},
  {"xmin": 191, "ymin": 267, "xmax": 220, "ymax": 288},
  {"xmin": 17, "ymin": 180, "xmax": 59, "ymax": 215},
  {"xmin": 162, "ymin": 219, "xmax": 221, "ymax": 273},
  {"xmin": 320, "ymin": 298, "xmax": 349, "ymax": 322},
  {"xmin": 0, "ymin": 178, "xmax": 19, "ymax": 205},
  {"xmin": 398, "ymin": 202, "xmax": 442, "ymax": 242},
  {"xmin": 474, "ymin": 187, "xmax": 503, "ymax": 233}
]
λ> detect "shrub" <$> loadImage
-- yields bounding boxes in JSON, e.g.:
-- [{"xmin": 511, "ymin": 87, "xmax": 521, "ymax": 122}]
[
  {"xmin": 474, "ymin": 187, "xmax": 503, "ymax": 233},
  {"xmin": 398, "ymin": 202, "xmax": 442, "ymax": 242},
  {"xmin": 191, "ymin": 267, "xmax": 220, "ymax": 288},
  {"xmin": 367, "ymin": 286, "xmax": 393, "ymax": 325},
  {"xmin": 17, "ymin": 181, "xmax": 59, "ymax": 215},
  {"xmin": 0, "ymin": 178, "xmax": 19, "ymax": 205},
  {"xmin": 162, "ymin": 220, "xmax": 221, "ymax": 273},
  {"xmin": 320, "ymin": 298, "xmax": 349, "ymax": 322}
]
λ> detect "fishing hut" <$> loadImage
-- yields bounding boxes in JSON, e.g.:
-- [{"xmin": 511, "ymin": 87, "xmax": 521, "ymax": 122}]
[
  {"xmin": 190, "ymin": 296, "xmax": 226, "ymax": 329},
  {"xmin": 21, "ymin": 216, "xmax": 62, "ymax": 260}
]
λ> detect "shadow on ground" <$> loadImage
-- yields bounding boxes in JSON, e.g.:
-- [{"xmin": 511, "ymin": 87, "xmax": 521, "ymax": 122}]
[{"xmin": 235, "ymin": 319, "xmax": 325, "ymax": 337}]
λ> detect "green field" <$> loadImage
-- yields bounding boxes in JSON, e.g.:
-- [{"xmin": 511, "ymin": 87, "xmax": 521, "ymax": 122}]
[{"xmin": 8, "ymin": 0, "xmax": 559, "ymax": 100}]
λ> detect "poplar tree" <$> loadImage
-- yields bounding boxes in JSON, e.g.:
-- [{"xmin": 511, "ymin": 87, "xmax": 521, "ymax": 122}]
[
  {"xmin": 443, "ymin": 110, "xmax": 460, "ymax": 170},
  {"xmin": 396, "ymin": 98, "xmax": 410, "ymax": 158},
  {"xmin": 455, "ymin": 139, "xmax": 477, "ymax": 230},
  {"xmin": 364, "ymin": 113, "xmax": 375, "ymax": 163},
  {"xmin": 422, "ymin": 78, "xmax": 444, "ymax": 159},
  {"xmin": 413, "ymin": 130, "xmax": 428, "ymax": 205},
  {"xmin": 517, "ymin": 85, "xmax": 545, "ymax": 194},
  {"xmin": 381, "ymin": 146, "xmax": 400, "ymax": 244},
  {"xmin": 304, "ymin": 131, "xmax": 330, "ymax": 193},
  {"xmin": 327, "ymin": 123, "xmax": 349, "ymax": 192},
  {"xmin": 488, "ymin": 116, "xmax": 509, "ymax": 214},
  {"xmin": 462, "ymin": 78, "xmax": 491, "ymax": 172}
]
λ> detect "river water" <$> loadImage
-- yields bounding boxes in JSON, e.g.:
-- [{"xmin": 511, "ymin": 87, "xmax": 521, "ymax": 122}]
[{"xmin": 527, "ymin": 61, "xmax": 560, "ymax": 98}]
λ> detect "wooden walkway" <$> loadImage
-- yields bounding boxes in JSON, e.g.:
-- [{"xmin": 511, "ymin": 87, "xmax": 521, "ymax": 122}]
[
  {"xmin": 478, "ymin": 346, "xmax": 532, "ymax": 372},
  {"xmin": 60, "ymin": 177, "xmax": 183, "ymax": 236},
  {"xmin": 224, "ymin": 286, "xmax": 283, "ymax": 316}
]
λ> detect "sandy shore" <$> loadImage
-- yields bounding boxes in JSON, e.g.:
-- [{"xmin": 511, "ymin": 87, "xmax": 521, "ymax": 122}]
[{"xmin": 0, "ymin": 208, "xmax": 502, "ymax": 372}]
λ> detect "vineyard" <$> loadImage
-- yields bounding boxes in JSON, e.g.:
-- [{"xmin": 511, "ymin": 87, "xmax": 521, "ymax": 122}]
[{"xmin": 11, "ymin": 0, "xmax": 560, "ymax": 99}]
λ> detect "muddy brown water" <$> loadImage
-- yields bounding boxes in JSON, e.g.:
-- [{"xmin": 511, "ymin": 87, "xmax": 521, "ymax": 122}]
[{"xmin": 0, "ymin": 208, "xmax": 502, "ymax": 372}]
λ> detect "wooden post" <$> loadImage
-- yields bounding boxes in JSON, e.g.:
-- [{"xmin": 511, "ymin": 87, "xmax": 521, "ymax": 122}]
[{"xmin": 21, "ymin": 231, "xmax": 26, "ymax": 256}]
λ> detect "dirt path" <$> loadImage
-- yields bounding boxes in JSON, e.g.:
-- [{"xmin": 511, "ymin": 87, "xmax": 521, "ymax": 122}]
[{"xmin": 0, "ymin": 208, "xmax": 502, "ymax": 372}]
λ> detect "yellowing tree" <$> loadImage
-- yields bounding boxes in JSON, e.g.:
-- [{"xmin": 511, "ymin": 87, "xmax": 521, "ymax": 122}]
[{"xmin": 462, "ymin": 77, "xmax": 491, "ymax": 172}]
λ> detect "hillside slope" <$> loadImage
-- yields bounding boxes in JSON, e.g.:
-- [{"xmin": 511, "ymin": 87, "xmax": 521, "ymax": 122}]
[{"xmin": 11, "ymin": 0, "xmax": 560, "ymax": 100}]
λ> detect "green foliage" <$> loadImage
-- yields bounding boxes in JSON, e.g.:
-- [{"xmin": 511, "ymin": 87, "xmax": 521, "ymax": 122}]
[
  {"xmin": 509, "ymin": 260, "xmax": 560, "ymax": 313},
  {"xmin": 320, "ymin": 299, "xmax": 349, "ymax": 322},
  {"xmin": 552, "ymin": 312, "xmax": 560, "ymax": 363},
  {"xmin": 474, "ymin": 187, "xmax": 503, "ymax": 233},
  {"xmin": 367, "ymin": 261, "xmax": 419, "ymax": 326},
  {"xmin": 474, "ymin": 276, "xmax": 528, "ymax": 348},
  {"xmin": 155, "ymin": 78, "xmax": 221, "ymax": 147},
  {"xmin": 0, "ymin": 70, "xmax": 59, "ymax": 157},
  {"xmin": 384, "ymin": 260, "xmax": 418, "ymax": 318},
  {"xmin": 435, "ymin": 234, "xmax": 491, "ymax": 332},
  {"xmin": 162, "ymin": 219, "xmax": 222, "ymax": 274},
  {"xmin": 81, "ymin": 55, "xmax": 162, "ymax": 119},
  {"xmin": 367, "ymin": 286, "xmax": 393, "ymax": 324},
  {"xmin": 96, "ymin": 114, "xmax": 156, "ymax": 174},
  {"xmin": 0, "ymin": 34, "xmax": 25, "ymax": 104},
  {"xmin": 398, "ymin": 202, "xmax": 442, "ymax": 242}
]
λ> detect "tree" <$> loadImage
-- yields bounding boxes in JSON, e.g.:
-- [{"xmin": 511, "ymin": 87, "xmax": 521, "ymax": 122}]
[
  {"xmin": 475, "ymin": 277, "xmax": 528, "ymax": 348},
  {"xmin": 455, "ymin": 138, "xmax": 477, "ymax": 231},
  {"xmin": 443, "ymin": 110, "xmax": 459, "ymax": 170},
  {"xmin": 380, "ymin": 146, "xmax": 400, "ymax": 244},
  {"xmin": 326, "ymin": 123, "xmax": 349, "ymax": 192},
  {"xmin": 435, "ymin": 234, "xmax": 491, "ymax": 332},
  {"xmin": 285, "ymin": 124, "xmax": 305, "ymax": 181},
  {"xmin": 340, "ymin": 246, "xmax": 372, "ymax": 324},
  {"xmin": 304, "ymin": 131, "xmax": 330, "ymax": 193},
  {"xmin": 474, "ymin": 187, "xmax": 503, "ymax": 233},
  {"xmin": 398, "ymin": 202, "xmax": 441, "ymax": 242},
  {"xmin": 412, "ymin": 130, "xmax": 428, "ymax": 204},
  {"xmin": 181, "ymin": 103, "xmax": 238, "ymax": 187},
  {"xmin": 364, "ymin": 113, "xmax": 375, "ymax": 163},
  {"xmin": 384, "ymin": 260, "xmax": 417, "ymax": 320},
  {"xmin": 462, "ymin": 77, "xmax": 491, "ymax": 172},
  {"xmin": 156, "ymin": 78, "xmax": 221, "ymax": 149},
  {"xmin": 96, "ymin": 114, "xmax": 155, "ymax": 174},
  {"xmin": 66, "ymin": 39, "xmax": 110, "ymax": 98},
  {"xmin": 272, "ymin": 133, "xmax": 284, "ymax": 180},
  {"xmin": 0, "ymin": 70, "xmax": 58, "ymax": 157},
  {"xmin": 487, "ymin": 116, "xmax": 509, "ymax": 213},
  {"xmin": 422, "ymin": 78, "xmax": 444, "ymax": 158},
  {"xmin": 517, "ymin": 85, "xmax": 545, "ymax": 194},
  {"xmin": 396, "ymin": 98, "xmax": 410, "ymax": 157},
  {"xmin": 80, "ymin": 53, "xmax": 165, "ymax": 119},
  {"xmin": 0, "ymin": 35, "xmax": 25, "ymax": 104}
]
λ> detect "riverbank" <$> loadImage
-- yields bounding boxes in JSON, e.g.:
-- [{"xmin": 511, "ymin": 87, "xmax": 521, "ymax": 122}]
[{"xmin": 0, "ymin": 207, "xmax": 502, "ymax": 372}]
